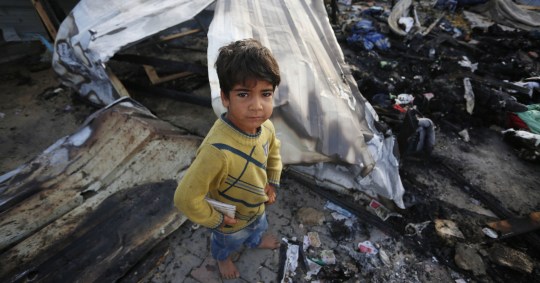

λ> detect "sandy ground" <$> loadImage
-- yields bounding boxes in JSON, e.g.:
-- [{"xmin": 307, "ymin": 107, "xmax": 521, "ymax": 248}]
[{"xmin": 1, "ymin": 57, "xmax": 540, "ymax": 282}]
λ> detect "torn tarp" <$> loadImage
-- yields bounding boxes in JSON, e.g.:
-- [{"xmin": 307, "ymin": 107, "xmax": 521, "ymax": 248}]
[
  {"xmin": 52, "ymin": 0, "xmax": 214, "ymax": 106},
  {"xmin": 208, "ymin": 0, "xmax": 404, "ymax": 207}
]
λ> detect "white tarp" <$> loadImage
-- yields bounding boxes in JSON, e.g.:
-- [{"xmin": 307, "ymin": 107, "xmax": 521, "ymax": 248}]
[
  {"xmin": 208, "ymin": 0, "xmax": 404, "ymax": 207},
  {"xmin": 52, "ymin": 0, "xmax": 405, "ymax": 207}
]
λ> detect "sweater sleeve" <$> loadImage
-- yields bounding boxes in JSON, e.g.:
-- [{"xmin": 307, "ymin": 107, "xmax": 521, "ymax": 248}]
[
  {"xmin": 266, "ymin": 121, "xmax": 283, "ymax": 187},
  {"xmin": 174, "ymin": 145, "xmax": 228, "ymax": 228}
]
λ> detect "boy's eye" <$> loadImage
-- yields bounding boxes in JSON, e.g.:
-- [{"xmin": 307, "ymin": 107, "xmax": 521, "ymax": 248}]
[
  {"xmin": 237, "ymin": 92, "xmax": 248, "ymax": 98},
  {"xmin": 263, "ymin": 92, "xmax": 273, "ymax": 97}
]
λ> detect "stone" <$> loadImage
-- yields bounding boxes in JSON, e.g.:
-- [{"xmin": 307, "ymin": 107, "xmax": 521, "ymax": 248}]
[
  {"xmin": 296, "ymin": 207, "xmax": 325, "ymax": 226},
  {"xmin": 434, "ymin": 219, "xmax": 464, "ymax": 245},
  {"xmin": 454, "ymin": 243, "xmax": 485, "ymax": 276}
]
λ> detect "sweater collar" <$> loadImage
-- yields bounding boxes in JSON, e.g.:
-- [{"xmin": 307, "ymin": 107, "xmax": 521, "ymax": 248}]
[{"xmin": 220, "ymin": 113, "xmax": 262, "ymax": 145}]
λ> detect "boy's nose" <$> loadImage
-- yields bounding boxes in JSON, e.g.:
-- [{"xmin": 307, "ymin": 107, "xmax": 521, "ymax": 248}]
[{"xmin": 250, "ymin": 97, "xmax": 263, "ymax": 111}]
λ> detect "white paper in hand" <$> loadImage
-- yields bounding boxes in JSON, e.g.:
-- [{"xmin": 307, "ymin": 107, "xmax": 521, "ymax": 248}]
[{"xmin": 205, "ymin": 198, "xmax": 236, "ymax": 218}]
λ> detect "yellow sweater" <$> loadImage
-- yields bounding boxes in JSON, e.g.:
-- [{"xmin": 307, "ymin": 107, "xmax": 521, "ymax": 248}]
[{"xmin": 174, "ymin": 116, "xmax": 282, "ymax": 233}]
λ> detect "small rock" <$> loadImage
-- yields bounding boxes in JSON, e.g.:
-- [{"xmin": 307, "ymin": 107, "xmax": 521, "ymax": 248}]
[
  {"xmin": 435, "ymin": 219, "xmax": 464, "ymax": 245},
  {"xmin": 458, "ymin": 129, "xmax": 470, "ymax": 142},
  {"xmin": 296, "ymin": 207, "xmax": 325, "ymax": 226},
  {"xmin": 454, "ymin": 243, "xmax": 486, "ymax": 276}
]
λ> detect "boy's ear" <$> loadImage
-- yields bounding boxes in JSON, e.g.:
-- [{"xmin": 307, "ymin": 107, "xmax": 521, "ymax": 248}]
[{"xmin": 220, "ymin": 90, "xmax": 229, "ymax": 108}]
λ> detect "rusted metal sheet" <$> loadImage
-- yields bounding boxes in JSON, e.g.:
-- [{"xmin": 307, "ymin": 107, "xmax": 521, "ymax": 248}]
[{"xmin": 0, "ymin": 98, "xmax": 201, "ymax": 282}]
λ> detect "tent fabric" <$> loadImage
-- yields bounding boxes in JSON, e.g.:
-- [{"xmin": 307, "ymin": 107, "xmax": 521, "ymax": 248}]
[
  {"xmin": 52, "ymin": 0, "xmax": 214, "ymax": 106},
  {"xmin": 208, "ymin": 0, "xmax": 405, "ymax": 207}
]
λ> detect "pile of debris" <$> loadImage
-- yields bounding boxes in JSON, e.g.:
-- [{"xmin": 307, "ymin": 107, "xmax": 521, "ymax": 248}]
[{"xmin": 334, "ymin": 0, "xmax": 540, "ymax": 161}]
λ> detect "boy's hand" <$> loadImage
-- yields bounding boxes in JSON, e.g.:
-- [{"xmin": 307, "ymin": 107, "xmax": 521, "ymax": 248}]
[
  {"xmin": 264, "ymin": 184, "xmax": 277, "ymax": 205},
  {"xmin": 222, "ymin": 215, "xmax": 237, "ymax": 227}
]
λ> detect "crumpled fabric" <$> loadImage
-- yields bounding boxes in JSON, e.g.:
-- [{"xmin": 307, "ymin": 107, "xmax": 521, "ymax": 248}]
[
  {"xmin": 347, "ymin": 19, "xmax": 391, "ymax": 51},
  {"xmin": 516, "ymin": 104, "xmax": 540, "ymax": 134}
]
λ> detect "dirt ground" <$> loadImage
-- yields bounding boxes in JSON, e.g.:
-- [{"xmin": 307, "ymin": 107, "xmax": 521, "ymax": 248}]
[{"xmin": 1, "ymin": 46, "xmax": 540, "ymax": 282}]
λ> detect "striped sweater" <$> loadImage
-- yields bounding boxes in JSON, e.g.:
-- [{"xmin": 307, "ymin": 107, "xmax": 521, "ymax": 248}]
[{"xmin": 174, "ymin": 115, "xmax": 282, "ymax": 233}]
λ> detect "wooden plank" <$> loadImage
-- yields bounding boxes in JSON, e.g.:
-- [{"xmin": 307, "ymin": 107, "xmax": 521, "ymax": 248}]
[
  {"xmin": 159, "ymin": 28, "xmax": 201, "ymax": 42},
  {"xmin": 517, "ymin": 4, "xmax": 540, "ymax": 11},
  {"xmin": 112, "ymin": 54, "xmax": 207, "ymax": 74},
  {"xmin": 106, "ymin": 68, "xmax": 131, "ymax": 97},
  {"xmin": 31, "ymin": 0, "xmax": 57, "ymax": 40},
  {"xmin": 143, "ymin": 65, "xmax": 192, "ymax": 85},
  {"xmin": 488, "ymin": 212, "xmax": 540, "ymax": 239}
]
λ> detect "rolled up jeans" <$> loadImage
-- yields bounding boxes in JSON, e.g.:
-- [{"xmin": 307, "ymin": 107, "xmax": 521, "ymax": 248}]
[{"xmin": 210, "ymin": 213, "xmax": 268, "ymax": 261}]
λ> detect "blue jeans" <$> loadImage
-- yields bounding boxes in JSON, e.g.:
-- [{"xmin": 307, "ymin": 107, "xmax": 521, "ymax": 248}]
[{"xmin": 210, "ymin": 213, "xmax": 268, "ymax": 261}]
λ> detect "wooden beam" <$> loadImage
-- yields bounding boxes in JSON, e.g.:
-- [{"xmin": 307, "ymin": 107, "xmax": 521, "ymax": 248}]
[
  {"xmin": 106, "ymin": 68, "xmax": 131, "ymax": 97},
  {"xmin": 488, "ymin": 212, "xmax": 540, "ymax": 239},
  {"xmin": 31, "ymin": 0, "xmax": 57, "ymax": 40},
  {"xmin": 143, "ymin": 65, "xmax": 192, "ymax": 85},
  {"xmin": 159, "ymin": 28, "xmax": 201, "ymax": 42}
]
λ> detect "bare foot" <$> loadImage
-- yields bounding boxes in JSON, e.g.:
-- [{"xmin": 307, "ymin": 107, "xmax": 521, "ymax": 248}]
[
  {"xmin": 257, "ymin": 234, "xmax": 280, "ymax": 249},
  {"xmin": 217, "ymin": 257, "xmax": 240, "ymax": 279}
]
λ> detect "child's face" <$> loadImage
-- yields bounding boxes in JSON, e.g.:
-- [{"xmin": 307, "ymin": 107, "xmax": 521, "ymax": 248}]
[{"xmin": 221, "ymin": 79, "xmax": 274, "ymax": 134}]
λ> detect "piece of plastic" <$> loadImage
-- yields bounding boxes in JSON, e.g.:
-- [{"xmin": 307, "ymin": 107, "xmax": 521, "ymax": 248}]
[
  {"xmin": 358, "ymin": 241, "xmax": 378, "ymax": 255},
  {"xmin": 398, "ymin": 17, "xmax": 414, "ymax": 33},
  {"xmin": 396, "ymin": 93, "xmax": 414, "ymax": 105},
  {"xmin": 325, "ymin": 201, "xmax": 354, "ymax": 218},
  {"xmin": 458, "ymin": 56, "xmax": 478, "ymax": 72},
  {"xmin": 281, "ymin": 238, "xmax": 299, "ymax": 282},
  {"xmin": 321, "ymin": 250, "xmax": 336, "ymax": 265},
  {"xmin": 482, "ymin": 227, "xmax": 499, "ymax": 239},
  {"xmin": 304, "ymin": 259, "xmax": 323, "ymax": 280},
  {"xmin": 367, "ymin": 199, "xmax": 402, "ymax": 221}
]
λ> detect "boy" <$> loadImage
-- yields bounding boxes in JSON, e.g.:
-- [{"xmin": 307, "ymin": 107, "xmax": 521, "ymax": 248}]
[{"xmin": 174, "ymin": 38, "xmax": 282, "ymax": 279}]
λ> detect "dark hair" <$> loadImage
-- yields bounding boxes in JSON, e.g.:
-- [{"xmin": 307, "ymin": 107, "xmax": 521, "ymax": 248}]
[{"xmin": 215, "ymin": 38, "xmax": 281, "ymax": 97}]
